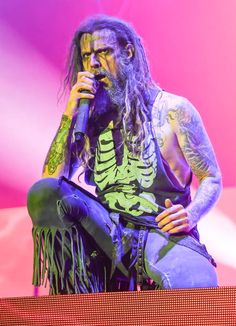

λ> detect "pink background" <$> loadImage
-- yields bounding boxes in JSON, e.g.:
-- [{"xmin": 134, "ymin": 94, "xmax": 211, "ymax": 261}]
[{"xmin": 0, "ymin": 0, "xmax": 235, "ymax": 297}]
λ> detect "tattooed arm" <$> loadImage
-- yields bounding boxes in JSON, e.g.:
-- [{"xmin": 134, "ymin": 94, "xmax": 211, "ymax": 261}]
[
  {"xmin": 156, "ymin": 97, "xmax": 222, "ymax": 233},
  {"xmin": 42, "ymin": 112, "xmax": 77, "ymax": 178},
  {"xmin": 42, "ymin": 71, "xmax": 97, "ymax": 179}
]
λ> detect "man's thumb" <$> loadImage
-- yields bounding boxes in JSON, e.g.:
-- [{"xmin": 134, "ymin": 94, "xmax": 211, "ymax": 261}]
[{"xmin": 165, "ymin": 198, "xmax": 173, "ymax": 208}]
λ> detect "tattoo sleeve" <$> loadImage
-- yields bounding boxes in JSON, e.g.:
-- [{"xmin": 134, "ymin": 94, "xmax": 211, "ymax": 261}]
[
  {"xmin": 168, "ymin": 98, "xmax": 222, "ymax": 226},
  {"xmin": 43, "ymin": 114, "xmax": 76, "ymax": 178}
]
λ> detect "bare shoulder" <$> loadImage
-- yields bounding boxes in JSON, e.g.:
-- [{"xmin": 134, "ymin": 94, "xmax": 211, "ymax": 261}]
[
  {"xmin": 152, "ymin": 90, "xmax": 221, "ymax": 182},
  {"xmin": 152, "ymin": 90, "xmax": 201, "ymax": 149},
  {"xmin": 153, "ymin": 90, "xmax": 200, "ymax": 128},
  {"xmin": 158, "ymin": 91, "xmax": 208, "ymax": 143}
]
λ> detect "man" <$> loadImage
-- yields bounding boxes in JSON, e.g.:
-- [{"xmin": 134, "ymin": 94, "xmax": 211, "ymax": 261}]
[{"xmin": 27, "ymin": 15, "xmax": 221, "ymax": 294}]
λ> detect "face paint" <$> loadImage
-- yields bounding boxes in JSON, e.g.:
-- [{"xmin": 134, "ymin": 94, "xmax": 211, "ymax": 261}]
[
  {"xmin": 80, "ymin": 29, "xmax": 121, "ymax": 89},
  {"xmin": 80, "ymin": 29, "xmax": 129, "ymax": 112}
]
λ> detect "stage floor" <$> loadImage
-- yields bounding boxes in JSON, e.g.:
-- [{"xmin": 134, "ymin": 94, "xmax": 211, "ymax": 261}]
[{"xmin": 0, "ymin": 287, "xmax": 236, "ymax": 325}]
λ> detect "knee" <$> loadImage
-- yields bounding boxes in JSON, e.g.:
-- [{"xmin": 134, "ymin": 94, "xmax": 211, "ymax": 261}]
[
  {"xmin": 27, "ymin": 177, "xmax": 63, "ymax": 227},
  {"xmin": 57, "ymin": 193, "xmax": 89, "ymax": 224},
  {"xmin": 146, "ymin": 255, "xmax": 218, "ymax": 289}
]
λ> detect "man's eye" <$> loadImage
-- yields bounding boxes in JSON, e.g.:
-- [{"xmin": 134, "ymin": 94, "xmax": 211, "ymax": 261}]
[
  {"xmin": 82, "ymin": 53, "xmax": 90, "ymax": 60},
  {"xmin": 99, "ymin": 49, "xmax": 111, "ymax": 56}
]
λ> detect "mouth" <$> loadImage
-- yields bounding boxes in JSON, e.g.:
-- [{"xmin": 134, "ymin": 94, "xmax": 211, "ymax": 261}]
[
  {"xmin": 95, "ymin": 74, "xmax": 111, "ymax": 89},
  {"xmin": 95, "ymin": 74, "xmax": 107, "ymax": 82}
]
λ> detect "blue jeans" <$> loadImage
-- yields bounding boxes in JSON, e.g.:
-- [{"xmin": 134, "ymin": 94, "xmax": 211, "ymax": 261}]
[{"xmin": 27, "ymin": 177, "xmax": 218, "ymax": 294}]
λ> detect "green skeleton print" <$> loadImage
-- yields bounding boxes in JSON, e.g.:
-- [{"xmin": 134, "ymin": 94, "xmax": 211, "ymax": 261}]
[{"xmin": 94, "ymin": 127, "xmax": 160, "ymax": 216}]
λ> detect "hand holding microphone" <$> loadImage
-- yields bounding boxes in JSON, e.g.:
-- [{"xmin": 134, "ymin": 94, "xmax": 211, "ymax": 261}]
[
  {"xmin": 64, "ymin": 71, "xmax": 97, "ymax": 119},
  {"xmin": 73, "ymin": 72, "xmax": 101, "ymax": 141},
  {"xmin": 64, "ymin": 71, "xmax": 103, "ymax": 154}
]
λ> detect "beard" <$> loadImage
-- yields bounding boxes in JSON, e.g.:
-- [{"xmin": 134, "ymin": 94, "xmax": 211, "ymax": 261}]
[
  {"xmin": 89, "ymin": 85, "xmax": 123, "ymax": 134},
  {"xmin": 91, "ymin": 59, "xmax": 128, "ymax": 120},
  {"xmin": 105, "ymin": 69, "xmax": 126, "ymax": 107}
]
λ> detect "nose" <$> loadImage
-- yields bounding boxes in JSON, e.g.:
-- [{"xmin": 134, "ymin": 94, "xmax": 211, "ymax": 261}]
[{"xmin": 90, "ymin": 53, "xmax": 100, "ymax": 69}]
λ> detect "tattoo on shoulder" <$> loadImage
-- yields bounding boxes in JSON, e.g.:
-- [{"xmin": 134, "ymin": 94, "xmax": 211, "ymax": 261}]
[{"xmin": 43, "ymin": 115, "xmax": 72, "ymax": 175}]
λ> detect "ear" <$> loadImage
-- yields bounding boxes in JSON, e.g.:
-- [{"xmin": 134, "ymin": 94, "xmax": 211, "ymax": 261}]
[{"xmin": 125, "ymin": 43, "xmax": 134, "ymax": 59}]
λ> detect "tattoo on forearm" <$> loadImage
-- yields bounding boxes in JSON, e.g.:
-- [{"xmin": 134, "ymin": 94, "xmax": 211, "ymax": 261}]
[
  {"xmin": 43, "ymin": 115, "xmax": 72, "ymax": 175},
  {"xmin": 187, "ymin": 177, "xmax": 221, "ymax": 225}
]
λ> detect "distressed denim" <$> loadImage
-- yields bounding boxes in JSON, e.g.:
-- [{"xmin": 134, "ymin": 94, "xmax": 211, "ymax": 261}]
[{"xmin": 27, "ymin": 176, "xmax": 218, "ymax": 294}]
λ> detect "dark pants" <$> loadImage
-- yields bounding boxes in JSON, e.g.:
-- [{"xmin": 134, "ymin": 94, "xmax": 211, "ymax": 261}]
[{"xmin": 27, "ymin": 177, "xmax": 218, "ymax": 294}]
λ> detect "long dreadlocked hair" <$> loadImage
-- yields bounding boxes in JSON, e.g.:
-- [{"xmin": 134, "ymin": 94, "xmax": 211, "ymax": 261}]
[{"xmin": 64, "ymin": 15, "xmax": 157, "ymax": 171}]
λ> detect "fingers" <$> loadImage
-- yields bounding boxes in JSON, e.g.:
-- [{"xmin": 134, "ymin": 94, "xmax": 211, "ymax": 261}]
[
  {"xmin": 78, "ymin": 71, "xmax": 95, "ymax": 79},
  {"xmin": 155, "ymin": 200, "xmax": 191, "ymax": 234},
  {"xmin": 165, "ymin": 198, "xmax": 173, "ymax": 208},
  {"xmin": 157, "ymin": 210, "xmax": 188, "ymax": 234},
  {"xmin": 168, "ymin": 223, "xmax": 190, "ymax": 234},
  {"xmin": 159, "ymin": 216, "xmax": 189, "ymax": 233},
  {"xmin": 70, "ymin": 71, "xmax": 98, "ymax": 102},
  {"xmin": 64, "ymin": 72, "xmax": 97, "ymax": 116},
  {"xmin": 71, "ymin": 83, "xmax": 96, "ymax": 99},
  {"xmin": 157, "ymin": 209, "xmax": 188, "ymax": 227},
  {"xmin": 76, "ymin": 71, "xmax": 97, "ymax": 90},
  {"xmin": 156, "ymin": 204, "xmax": 184, "ymax": 222}
]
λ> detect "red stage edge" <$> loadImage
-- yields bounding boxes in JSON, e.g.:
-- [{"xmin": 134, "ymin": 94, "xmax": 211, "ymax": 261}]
[{"xmin": 0, "ymin": 286, "xmax": 236, "ymax": 325}]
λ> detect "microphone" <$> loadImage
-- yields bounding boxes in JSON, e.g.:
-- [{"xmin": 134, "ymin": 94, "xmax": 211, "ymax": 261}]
[
  {"xmin": 74, "ymin": 97, "xmax": 90, "ymax": 142},
  {"xmin": 74, "ymin": 74, "xmax": 103, "ymax": 142}
]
